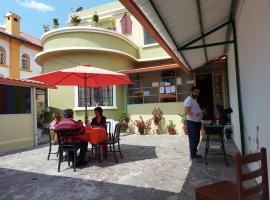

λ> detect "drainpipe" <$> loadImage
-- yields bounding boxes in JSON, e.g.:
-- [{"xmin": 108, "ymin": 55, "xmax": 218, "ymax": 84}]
[
  {"xmin": 124, "ymin": 85, "xmax": 128, "ymax": 113},
  {"xmin": 232, "ymin": 20, "xmax": 245, "ymax": 154},
  {"xmin": 32, "ymin": 87, "xmax": 38, "ymax": 147}
]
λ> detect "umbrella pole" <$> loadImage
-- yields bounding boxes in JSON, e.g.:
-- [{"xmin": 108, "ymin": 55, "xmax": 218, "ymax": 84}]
[{"xmin": 84, "ymin": 74, "xmax": 88, "ymax": 123}]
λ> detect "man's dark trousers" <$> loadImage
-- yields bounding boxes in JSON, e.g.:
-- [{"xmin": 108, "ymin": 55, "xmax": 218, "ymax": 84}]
[
  {"xmin": 186, "ymin": 120, "xmax": 201, "ymax": 159},
  {"xmin": 68, "ymin": 140, "xmax": 88, "ymax": 163}
]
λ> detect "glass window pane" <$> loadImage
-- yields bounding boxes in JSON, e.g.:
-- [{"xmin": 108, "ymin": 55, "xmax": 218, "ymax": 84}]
[{"xmin": 78, "ymin": 86, "xmax": 113, "ymax": 107}]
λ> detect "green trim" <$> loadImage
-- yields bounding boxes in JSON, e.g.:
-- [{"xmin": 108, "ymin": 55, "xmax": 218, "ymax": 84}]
[
  {"xmin": 224, "ymin": 0, "xmax": 238, "ymax": 54},
  {"xmin": 177, "ymin": 20, "xmax": 232, "ymax": 50},
  {"xmin": 224, "ymin": 58, "xmax": 230, "ymax": 107},
  {"xmin": 179, "ymin": 41, "xmax": 235, "ymax": 51},
  {"xmin": 196, "ymin": 0, "xmax": 208, "ymax": 62},
  {"xmin": 232, "ymin": 20, "xmax": 245, "ymax": 154},
  {"xmin": 124, "ymin": 85, "xmax": 128, "ymax": 113},
  {"xmin": 149, "ymin": 0, "xmax": 192, "ymax": 71}
]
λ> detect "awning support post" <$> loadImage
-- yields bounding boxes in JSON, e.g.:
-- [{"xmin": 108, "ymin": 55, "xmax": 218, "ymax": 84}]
[{"xmin": 232, "ymin": 20, "xmax": 245, "ymax": 155}]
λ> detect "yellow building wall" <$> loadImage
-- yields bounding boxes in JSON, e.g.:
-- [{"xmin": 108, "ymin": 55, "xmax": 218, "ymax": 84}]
[
  {"xmin": 0, "ymin": 114, "xmax": 35, "ymax": 153},
  {"xmin": 9, "ymin": 39, "xmax": 21, "ymax": 79},
  {"xmin": 128, "ymin": 102, "xmax": 185, "ymax": 134}
]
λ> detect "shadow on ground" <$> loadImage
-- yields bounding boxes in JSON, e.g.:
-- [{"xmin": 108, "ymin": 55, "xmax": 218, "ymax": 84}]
[
  {"xmin": 49, "ymin": 144, "xmax": 158, "ymax": 170},
  {"xmin": 0, "ymin": 167, "xmax": 177, "ymax": 200},
  {"xmin": 176, "ymin": 139, "xmax": 237, "ymax": 199}
]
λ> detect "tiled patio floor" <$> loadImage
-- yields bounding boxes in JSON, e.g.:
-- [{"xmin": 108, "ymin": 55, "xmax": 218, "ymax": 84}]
[{"xmin": 0, "ymin": 134, "xmax": 239, "ymax": 200}]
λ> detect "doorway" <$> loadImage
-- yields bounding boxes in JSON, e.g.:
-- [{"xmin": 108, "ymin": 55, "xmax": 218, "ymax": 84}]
[{"xmin": 196, "ymin": 74, "xmax": 214, "ymax": 120}]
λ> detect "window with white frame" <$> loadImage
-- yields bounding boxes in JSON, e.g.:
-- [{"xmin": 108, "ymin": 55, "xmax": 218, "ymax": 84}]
[
  {"xmin": 21, "ymin": 54, "xmax": 30, "ymax": 70},
  {"xmin": 0, "ymin": 46, "xmax": 6, "ymax": 65},
  {"xmin": 78, "ymin": 86, "xmax": 114, "ymax": 107}
]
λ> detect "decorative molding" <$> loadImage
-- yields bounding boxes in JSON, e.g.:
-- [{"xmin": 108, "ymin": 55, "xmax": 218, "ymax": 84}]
[
  {"xmin": 35, "ymin": 46, "xmax": 138, "ymax": 64},
  {"xmin": 41, "ymin": 26, "xmax": 138, "ymax": 49}
]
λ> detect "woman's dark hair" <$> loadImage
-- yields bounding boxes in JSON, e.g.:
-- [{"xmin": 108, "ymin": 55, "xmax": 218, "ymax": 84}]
[
  {"xmin": 94, "ymin": 107, "xmax": 103, "ymax": 116},
  {"xmin": 190, "ymin": 86, "xmax": 200, "ymax": 92}
]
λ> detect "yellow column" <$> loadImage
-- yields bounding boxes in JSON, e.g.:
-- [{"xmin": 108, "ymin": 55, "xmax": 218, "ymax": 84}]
[{"xmin": 9, "ymin": 39, "xmax": 20, "ymax": 79}]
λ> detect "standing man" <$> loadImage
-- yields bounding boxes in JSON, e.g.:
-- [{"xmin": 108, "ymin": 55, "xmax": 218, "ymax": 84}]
[{"xmin": 184, "ymin": 86, "xmax": 203, "ymax": 162}]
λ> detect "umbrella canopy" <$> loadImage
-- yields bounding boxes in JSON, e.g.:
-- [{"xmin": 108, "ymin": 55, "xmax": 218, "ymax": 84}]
[
  {"xmin": 28, "ymin": 64, "xmax": 133, "ymax": 117},
  {"xmin": 28, "ymin": 64, "xmax": 132, "ymax": 87}
]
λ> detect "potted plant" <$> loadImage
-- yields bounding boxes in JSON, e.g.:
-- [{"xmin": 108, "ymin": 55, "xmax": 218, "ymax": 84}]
[
  {"xmin": 43, "ymin": 24, "xmax": 50, "ymax": 32},
  {"xmin": 179, "ymin": 113, "xmax": 188, "ymax": 135},
  {"xmin": 92, "ymin": 11, "xmax": 99, "ymax": 26},
  {"xmin": 121, "ymin": 112, "xmax": 130, "ymax": 123},
  {"xmin": 120, "ymin": 112, "xmax": 130, "ymax": 132},
  {"xmin": 110, "ymin": 17, "xmax": 116, "ymax": 31},
  {"xmin": 134, "ymin": 116, "xmax": 152, "ymax": 135},
  {"xmin": 70, "ymin": 15, "xmax": 81, "ymax": 26},
  {"xmin": 166, "ymin": 120, "xmax": 176, "ymax": 135},
  {"xmin": 152, "ymin": 107, "xmax": 163, "ymax": 126},
  {"xmin": 53, "ymin": 17, "xmax": 59, "ymax": 29}
]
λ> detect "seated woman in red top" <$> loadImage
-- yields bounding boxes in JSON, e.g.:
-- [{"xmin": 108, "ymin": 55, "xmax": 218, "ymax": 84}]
[{"xmin": 91, "ymin": 107, "xmax": 107, "ymax": 129}]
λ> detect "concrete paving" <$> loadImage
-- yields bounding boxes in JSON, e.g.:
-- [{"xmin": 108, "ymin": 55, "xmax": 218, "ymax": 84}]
[{"xmin": 0, "ymin": 134, "xmax": 238, "ymax": 200}]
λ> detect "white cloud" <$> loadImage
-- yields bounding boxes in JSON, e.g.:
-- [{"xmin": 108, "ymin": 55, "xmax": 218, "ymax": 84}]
[{"xmin": 16, "ymin": 0, "xmax": 55, "ymax": 12}]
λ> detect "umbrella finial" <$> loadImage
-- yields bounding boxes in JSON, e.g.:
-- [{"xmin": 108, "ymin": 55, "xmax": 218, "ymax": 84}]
[{"xmin": 83, "ymin": 64, "xmax": 91, "ymax": 67}]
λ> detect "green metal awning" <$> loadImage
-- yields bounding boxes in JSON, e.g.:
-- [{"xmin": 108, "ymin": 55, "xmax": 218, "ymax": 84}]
[{"xmin": 124, "ymin": 0, "xmax": 238, "ymax": 71}]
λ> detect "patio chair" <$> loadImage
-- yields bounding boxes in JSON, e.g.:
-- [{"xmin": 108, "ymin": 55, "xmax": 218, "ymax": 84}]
[
  {"xmin": 56, "ymin": 129, "xmax": 79, "ymax": 172},
  {"xmin": 101, "ymin": 123, "xmax": 123, "ymax": 163},
  {"xmin": 47, "ymin": 128, "xmax": 59, "ymax": 160},
  {"xmin": 195, "ymin": 147, "xmax": 269, "ymax": 200},
  {"xmin": 106, "ymin": 121, "xmax": 112, "ymax": 151}
]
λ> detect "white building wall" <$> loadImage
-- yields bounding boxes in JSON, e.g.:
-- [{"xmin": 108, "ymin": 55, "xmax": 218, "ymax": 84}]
[
  {"xmin": 0, "ymin": 39, "xmax": 10, "ymax": 77},
  {"xmin": 0, "ymin": 39, "xmax": 10, "ymax": 65},
  {"xmin": 227, "ymin": 45, "xmax": 241, "ymax": 153},
  {"xmin": 228, "ymin": 0, "xmax": 270, "ymax": 185},
  {"xmin": 20, "ymin": 46, "xmax": 42, "ymax": 79}
]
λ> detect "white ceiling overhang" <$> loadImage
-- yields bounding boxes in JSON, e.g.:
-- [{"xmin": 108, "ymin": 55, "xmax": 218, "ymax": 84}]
[{"xmin": 125, "ymin": 0, "xmax": 238, "ymax": 71}]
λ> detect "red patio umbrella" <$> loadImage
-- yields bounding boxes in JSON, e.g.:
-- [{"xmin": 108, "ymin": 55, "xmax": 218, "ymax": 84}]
[{"xmin": 28, "ymin": 64, "xmax": 132, "ymax": 117}]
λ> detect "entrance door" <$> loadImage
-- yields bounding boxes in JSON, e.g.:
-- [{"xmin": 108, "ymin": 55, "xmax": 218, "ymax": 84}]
[{"xmin": 196, "ymin": 74, "xmax": 214, "ymax": 120}]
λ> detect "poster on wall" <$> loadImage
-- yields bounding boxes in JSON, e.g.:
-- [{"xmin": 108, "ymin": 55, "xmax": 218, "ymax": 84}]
[{"xmin": 159, "ymin": 87, "xmax": 165, "ymax": 94}]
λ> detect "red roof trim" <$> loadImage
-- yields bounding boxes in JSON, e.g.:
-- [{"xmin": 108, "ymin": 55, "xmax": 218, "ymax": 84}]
[
  {"xmin": 119, "ymin": 0, "xmax": 189, "ymax": 73},
  {"xmin": 118, "ymin": 63, "xmax": 180, "ymax": 74},
  {"xmin": 0, "ymin": 77, "xmax": 55, "ymax": 89},
  {"xmin": 0, "ymin": 27, "xmax": 42, "ymax": 48}
]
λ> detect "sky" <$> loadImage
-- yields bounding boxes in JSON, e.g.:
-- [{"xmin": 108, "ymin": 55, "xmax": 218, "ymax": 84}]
[{"xmin": 0, "ymin": 0, "xmax": 116, "ymax": 39}]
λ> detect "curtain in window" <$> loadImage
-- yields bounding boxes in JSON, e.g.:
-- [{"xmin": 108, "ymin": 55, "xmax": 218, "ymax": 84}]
[{"xmin": 78, "ymin": 86, "xmax": 113, "ymax": 107}]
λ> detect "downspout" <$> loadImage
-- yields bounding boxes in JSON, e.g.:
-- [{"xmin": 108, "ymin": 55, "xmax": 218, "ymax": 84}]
[
  {"xmin": 124, "ymin": 85, "xmax": 128, "ymax": 113},
  {"xmin": 232, "ymin": 20, "xmax": 245, "ymax": 154},
  {"xmin": 32, "ymin": 87, "xmax": 38, "ymax": 147}
]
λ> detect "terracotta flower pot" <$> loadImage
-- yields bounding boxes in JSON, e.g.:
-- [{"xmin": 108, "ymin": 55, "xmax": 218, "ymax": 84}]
[
  {"xmin": 168, "ymin": 128, "xmax": 176, "ymax": 135},
  {"xmin": 182, "ymin": 120, "xmax": 188, "ymax": 135},
  {"xmin": 139, "ymin": 130, "xmax": 145, "ymax": 135},
  {"xmin": 124, "ymin": 117, "xmax": 130, "ymax": 123},
  {"xmin": 154, "ymin": 120, "xmax": 160, "ymax": 125}
]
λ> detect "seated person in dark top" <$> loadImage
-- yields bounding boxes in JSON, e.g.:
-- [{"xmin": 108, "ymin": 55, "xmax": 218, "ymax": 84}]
[
  {"xmin": 56, "ymin": 109, "xmax": 88, "ymax": 166},
  {"xmin": 91, "ymin": 107, "xmax": 107, "ymax": 129}
]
